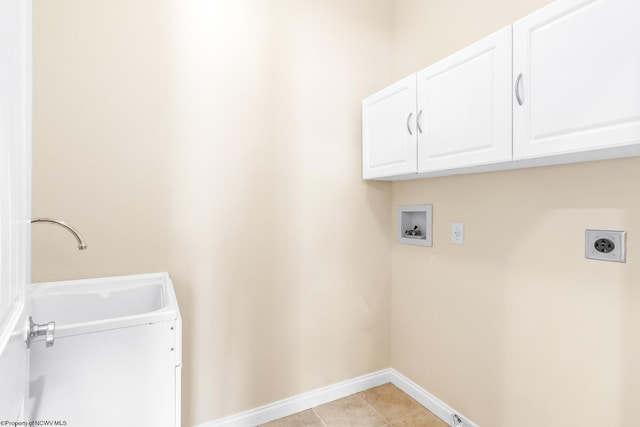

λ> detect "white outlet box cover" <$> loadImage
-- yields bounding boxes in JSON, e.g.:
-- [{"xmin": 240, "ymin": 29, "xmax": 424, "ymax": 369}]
[
  {"xmin": 585, "ymin": 229, "xmax": 626, "ymax": 263},
  {"xmin": 398, "ymin": 205, "xmax": 432, "ymax": 246}
]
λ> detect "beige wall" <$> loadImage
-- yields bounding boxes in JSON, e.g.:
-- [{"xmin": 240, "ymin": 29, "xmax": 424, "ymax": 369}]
[
  {"xmin": 391, "ymin": 1, "xmax": 640, "ymax": 426},
  {"xmin": 32, "ymin": 1, "xmax": 393, "ymax": 425},
  {"xmin": 33, "ymin": 1, "xmax": 640, "ymax": 426}
]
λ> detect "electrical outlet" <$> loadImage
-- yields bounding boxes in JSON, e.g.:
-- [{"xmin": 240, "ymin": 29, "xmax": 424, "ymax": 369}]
[
  {"xmin": 585, "ymin": 230, "xmax": 626, "ymax": 262},
  {"xmin": 451, "ymin": 223, "xmax": 464, "ymax": 245}
]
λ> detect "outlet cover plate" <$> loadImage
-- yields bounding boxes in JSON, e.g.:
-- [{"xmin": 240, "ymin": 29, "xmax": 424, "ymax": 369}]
[
  {"xmin": 451, "ymin": 223, "xmax": 464, "ymax": 245},
  {"xmin": 585, "ymin": 229, "xmax": 626, "ymax": 263}
]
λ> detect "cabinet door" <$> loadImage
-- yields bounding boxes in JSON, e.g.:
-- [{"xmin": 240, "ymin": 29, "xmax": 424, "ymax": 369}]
[
  {"xmin": 362, "ymin": 75, "xmax": 417, "ymax": 179},
  {"xmin": 417, "ymin": 26, "xmax": 512, "ymax": 173},
  {"xmin": 513, "ymin": 0, "xmax": 640, "ymax": 160}
]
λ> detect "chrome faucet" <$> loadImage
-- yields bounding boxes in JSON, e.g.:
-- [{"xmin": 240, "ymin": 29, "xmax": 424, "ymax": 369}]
[{"xmin": 31, "ymin": 218, "xmax": 87, "ymax": 250}]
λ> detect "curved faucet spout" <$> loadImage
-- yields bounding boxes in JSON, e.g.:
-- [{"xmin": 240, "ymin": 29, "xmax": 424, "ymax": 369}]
[{"xmin": 31, "ymin": 218, "xmax": 87, "ymax": 250}]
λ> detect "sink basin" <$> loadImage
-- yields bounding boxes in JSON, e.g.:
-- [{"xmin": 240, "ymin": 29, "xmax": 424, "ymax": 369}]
[{"xmin": 28, "ymin": 272, "xmax": 180, "ymax": 337}]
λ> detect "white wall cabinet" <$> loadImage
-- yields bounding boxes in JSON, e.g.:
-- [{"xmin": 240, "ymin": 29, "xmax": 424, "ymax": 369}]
[
  {"xmin": 362, "ymin": 75, "xmax": 417, "ymax": 179},
  {"xmin": 513, "ymin": 0, "xmax": 640, "ymax": 160},
  {"xmin": 363, "ymin": 0, "xmax": 640, "ymax": 180},
  {"xmin": 417, "ymin": 26, "xmax": 512, "ymax": 172},
  {"xmin": 362, "ymin": 27, "xmax": 511, "ymax": 179}
]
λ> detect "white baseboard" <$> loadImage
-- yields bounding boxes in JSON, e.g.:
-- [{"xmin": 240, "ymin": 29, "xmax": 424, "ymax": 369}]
[
  {"xmin": 388, "ymin": 369, "xmax": 478, "ymax": 427},
  {"xmin": 197, "ymin": 368, "xmax": 478, "ymax": 427},
  {"xmin": 196, "ymin": 369, "xmax": 393, "ymax": 427}
]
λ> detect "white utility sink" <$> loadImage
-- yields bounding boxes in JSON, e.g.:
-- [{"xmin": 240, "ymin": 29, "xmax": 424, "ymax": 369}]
[
  {"xmin": 28, "ymin": 272, "xmax": 179, "ymax": 336},
  {"xmin": 27, "ymin": 273, "xmax": 182, "ymax": 427}
]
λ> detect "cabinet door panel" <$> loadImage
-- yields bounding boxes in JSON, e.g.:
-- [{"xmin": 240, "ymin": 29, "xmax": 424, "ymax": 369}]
[
  {"xmin": 513, "ymin": 0, "xmax": 640, "ymax": 159},
  {"xmin": 362, "ymin": 75, "xmax": 417, "ymax": 179},
  {"xmin": 417, "ymin": 26, "xmax": 512, "ymax": 172}
]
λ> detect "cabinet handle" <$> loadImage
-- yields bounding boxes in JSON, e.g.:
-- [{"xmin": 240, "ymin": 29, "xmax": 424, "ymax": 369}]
[
  {"xmin": 406, "ymin": 112, "xmax": 413, "ymax": 135},
  {"xmin": 515, "ymin": 73, "xmax": 524, "ymax": 106},
  {"xmin": 417, "ymin": 110, "xmax": 423, "ymax": 134}
]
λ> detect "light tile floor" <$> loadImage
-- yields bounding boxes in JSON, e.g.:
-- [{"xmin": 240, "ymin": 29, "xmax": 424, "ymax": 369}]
[{"xmin": 260, "ymin": 383, "xmax": 448, "ymax": 427}]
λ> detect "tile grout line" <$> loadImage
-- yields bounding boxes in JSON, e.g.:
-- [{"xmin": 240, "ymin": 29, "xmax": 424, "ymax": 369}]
[
  {"xmin": 359, "ymin": 385, "xmax": 441, "ymax": 427},
  {"xmin": 311, "ymin": 407, "xmax": 328, "ymax": 427},
  {"xmin": 359, "ymin": 394, "xmax": 392, "ymax": 426}
]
